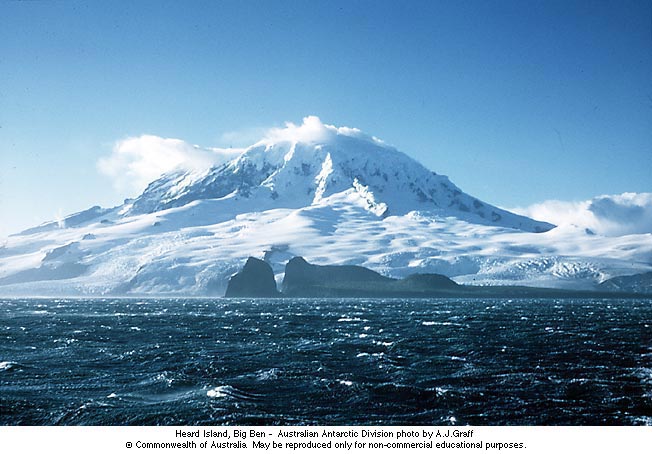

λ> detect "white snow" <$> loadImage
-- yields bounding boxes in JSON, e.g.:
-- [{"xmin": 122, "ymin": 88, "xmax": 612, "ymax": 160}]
[
  {"xmin": 313, "ymin": 151, "xmax": 333, "ymax": 204},
  {"xmin": 1, "ymin": 117, "xmax": 650, "ymax": 296}
]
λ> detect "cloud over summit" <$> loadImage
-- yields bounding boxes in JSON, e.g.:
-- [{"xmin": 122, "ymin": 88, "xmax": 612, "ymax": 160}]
[
  {"xmin": 259, "ymin": 116, "xmax": 386, "ymax": 146},
  {"xmin": 98, "ymin": 117, "xmax": 388, "ymax": 196},
  {"xmin": 97, "ymin": 120, "xmax": 650, "ymax": 240}
]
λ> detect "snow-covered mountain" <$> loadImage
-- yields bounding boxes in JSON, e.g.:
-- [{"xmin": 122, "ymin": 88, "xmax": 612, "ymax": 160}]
[
  {"xmin": 1, "ymin": 117, "xmax": 650, "ymax": 296},
  {"xmin": 126, "ymin": 117, "xmax": 552, "ymax": 232}
]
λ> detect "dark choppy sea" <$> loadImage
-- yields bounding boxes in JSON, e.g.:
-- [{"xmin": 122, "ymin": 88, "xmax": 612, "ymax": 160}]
[{"xmin": 1, "ymin": 297, "xmax": 650, "ymax": 425}]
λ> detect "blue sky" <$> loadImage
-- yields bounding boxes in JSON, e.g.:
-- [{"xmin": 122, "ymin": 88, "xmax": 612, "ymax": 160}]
[{"xmin": 1, "ymin": 0, "xmax": 650, "ymax": 236}]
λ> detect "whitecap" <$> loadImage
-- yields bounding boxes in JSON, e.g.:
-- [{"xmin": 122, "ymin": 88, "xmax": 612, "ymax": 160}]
[
  {"xmin": 338, "ymin": 380, "xmax": 354, "ymax": 386},
  {"xmin": 633, "ymin": 367, "xmax": 652, "ymax": 384},
  {"xmin": 153, "ymin": 372, "xmax": 174, "ymax": 385},
  {"xmin": 256, "ymin": 368, "xmax": 280, "ymax": 381},
  {"xmin": 0, "ymin": 361, "xmax": 17, "ymax": 372},
  {"xmin": 53, "ymin": 338, "xmax": 77, "ymax": 345},
  {"xmin": 422, "ymin": 321, "xmax": 462, "ymax": 326},
  {"xmin": 206, "ymin": 385, "xmax": 256, "ymax": 400},
  {"xmin": 632, "ymin": 416, "xmax": 652, "ymax": 426},
  {"xmin": 206, "ymin": 386, "xmax": 227, "ymax": 397},
  {"xmin": 118, "ymin": 350, "xmax": 136, "ymax": 359}
]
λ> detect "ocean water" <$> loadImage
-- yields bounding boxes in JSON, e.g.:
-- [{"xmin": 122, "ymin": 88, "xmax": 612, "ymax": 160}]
[{"xmin": 0, "ymin": 297, "xmax": 650, "ymax": 425}]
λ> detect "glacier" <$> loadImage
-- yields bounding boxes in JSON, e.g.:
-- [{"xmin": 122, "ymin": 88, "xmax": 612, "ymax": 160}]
[{"xmin": 1, "ymin": 116, "xmax": 650, "ymax": 296}]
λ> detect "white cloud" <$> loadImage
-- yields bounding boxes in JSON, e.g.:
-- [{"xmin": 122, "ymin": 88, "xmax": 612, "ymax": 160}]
[
  {"xmin": 512, "ymin": 193, "xmax": 652, "ymax": 236},
  {"xmin": 261, "ymin": 116, "xmax": 331, "ymax": 143},
  {"xmin": 259, "ymin": 116, "xmax": 385, "ymax": 146},
  {"xmin": 98, "ymin": 135, "xmax": 243, "ymax": 194},
  {"xmin": 98, "ymin": 117, "xmax": 384, "ymax": 197}
]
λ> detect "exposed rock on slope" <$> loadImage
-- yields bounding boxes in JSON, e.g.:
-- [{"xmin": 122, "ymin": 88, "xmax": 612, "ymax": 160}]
[
  {"xmin": 126, "ymin": 117, "xmax": 554, "ymax": 233},
  {"xmin": 281, "ymin": 256, "xmax": 460, "ymax": 297},
  {"xmin": 598, "ymin": 271, "xmax": 652, "ymax": 295},
  {"xmin": 2, "ymin": 117, "xmax": 650, "ymax": 296},
  {"xmin": 225, "ymin": 257, "xmax": 279, "ymax": 297}
]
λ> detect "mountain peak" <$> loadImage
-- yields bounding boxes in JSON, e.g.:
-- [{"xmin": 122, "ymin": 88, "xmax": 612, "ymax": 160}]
[
  {"xmin": 124, "ymin": 117, "xmax": 553, "ymax": 233},
  {"xmin": 6, "ymin": 118, "xmax": 651, "ymax": 297}
]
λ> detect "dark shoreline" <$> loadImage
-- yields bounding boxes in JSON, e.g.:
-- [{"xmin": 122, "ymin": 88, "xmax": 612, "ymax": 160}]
[{"xmin": 225, "ymin": 256, "xmax": 651, "ymax": 300}]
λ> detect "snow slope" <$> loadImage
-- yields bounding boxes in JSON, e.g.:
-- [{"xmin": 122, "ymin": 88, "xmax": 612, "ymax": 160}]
[
  {"xmin": 1, "ymin": 117, "xmax": 650, "ymax": 296},
  {"xmin": 126, "ymin": 116, "xmax": 553, "ymax": 232}
]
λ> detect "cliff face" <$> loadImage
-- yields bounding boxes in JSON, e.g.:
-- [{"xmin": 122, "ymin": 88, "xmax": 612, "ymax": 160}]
[
  {"xmin": 281, "ymin": 256, "xmax": 459, "ymax": 297},
  {"xmin": 225, "ymin": 257, "xmax": 280, "ymax": 297},
  {"xmin": 223, "ymin": 255, "xmax": 462, "ymax": 298},
  {"xmin": 399, "ymin": 273, "xmax": 460, "ymax": 291},
  {"xmin": 281, "ymin": 256, "xmax": 392, "ymax": 295},
  {"xmin": 598, "ymin": 271, "xmax": 652, "ymax": 295},
  {"xmin": 225, "ymin": 256, "xmax": 647, "ymax": 299},
  {"xmin": 6, "ymin": 117, "xmax": 652, "ymax": 297}
]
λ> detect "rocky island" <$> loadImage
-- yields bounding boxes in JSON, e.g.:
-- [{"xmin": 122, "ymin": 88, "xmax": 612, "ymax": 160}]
[{"xmin": 225, "ymin": 256, "xmax": 651, "ymax": 298}]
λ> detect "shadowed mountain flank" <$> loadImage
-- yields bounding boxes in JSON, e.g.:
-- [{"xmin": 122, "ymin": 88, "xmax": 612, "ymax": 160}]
[{"xmin": 225, "ymin": 257, "xmax": 280, "ymax": 297}]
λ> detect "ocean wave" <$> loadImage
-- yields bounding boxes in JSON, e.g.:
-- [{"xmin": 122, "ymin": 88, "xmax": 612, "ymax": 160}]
[
  {"xmin": 0, "ymin": 361, "xmax": 20, "ymax": 372},
  {"xmin": 206, "ymin": 385, "xmax": 260, "ymax": 401}
]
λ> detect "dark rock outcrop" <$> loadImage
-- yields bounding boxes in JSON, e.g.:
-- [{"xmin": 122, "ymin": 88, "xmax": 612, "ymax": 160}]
[
  {"xmin": 224, "ymin": 256, "xmax": 650, "ymax": 299},
  {"xmin": 225, "ymin": 257, "xmax": 280, "ymax": 297},
  {"xmin": 398, "ymin": 273, "xmax": 460, "ymax": 291},
  {"xmin": 282, "ymin": 256, "xmax": 459, "ymax": 297},
  {"xmin": 598, "ymin": 271, "xmax": 652, "ymax": 295}
]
